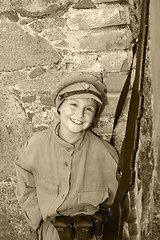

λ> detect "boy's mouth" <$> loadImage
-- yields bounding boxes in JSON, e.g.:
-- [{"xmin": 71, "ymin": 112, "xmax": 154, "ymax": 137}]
[{"xmin": 70, "ymin": 118, "xmax": 83, "ymax": 125}]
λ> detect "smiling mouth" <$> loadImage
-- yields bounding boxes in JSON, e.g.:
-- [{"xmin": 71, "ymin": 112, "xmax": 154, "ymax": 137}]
[{"xmin": 70, "ymin": 118, "xmax": 83, "ymax": 125}]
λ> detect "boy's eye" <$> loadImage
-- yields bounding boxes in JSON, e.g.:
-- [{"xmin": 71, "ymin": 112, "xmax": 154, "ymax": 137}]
[
  {"xmin": 86, "ymin": 107, "xmax": 94, "ymax": 112},
  {"xmin": 70, "ymin": 103, "xmax": 77, "ymax": 107}
]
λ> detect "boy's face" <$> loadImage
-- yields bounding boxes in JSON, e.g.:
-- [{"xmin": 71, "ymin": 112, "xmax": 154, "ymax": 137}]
[{"xmin": 59, "ymin": 98, "xmax": 98, "ymax": 137}]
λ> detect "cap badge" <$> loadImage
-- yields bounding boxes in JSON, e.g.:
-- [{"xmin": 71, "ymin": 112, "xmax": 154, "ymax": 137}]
[{"xmin": 82, "ymin": 82, "xmax": 90, "ymax": 90}]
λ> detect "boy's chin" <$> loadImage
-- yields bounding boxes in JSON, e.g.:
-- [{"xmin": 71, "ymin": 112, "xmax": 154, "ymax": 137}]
[
  {"xmin": 67, "ymin": 121, "xmax": 92, "ymax": 133},
  {"xmin": 70, "ymin": 127, "xmax": 85, "ymax": 133},
  {"xmin": 70, "ymin": 126, "xmax": 89, "ymax": 133}
]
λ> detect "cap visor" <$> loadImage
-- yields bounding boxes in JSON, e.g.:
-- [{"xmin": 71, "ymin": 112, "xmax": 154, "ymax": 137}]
[{"xmin": 67, "ymin": 93, "xmax": 102, "ymax": 105}]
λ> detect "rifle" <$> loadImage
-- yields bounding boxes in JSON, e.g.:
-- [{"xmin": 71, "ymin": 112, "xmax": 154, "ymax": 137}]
[{"xmin": 102, "ymin": 0, "xmax": 150, "ymax": 239}]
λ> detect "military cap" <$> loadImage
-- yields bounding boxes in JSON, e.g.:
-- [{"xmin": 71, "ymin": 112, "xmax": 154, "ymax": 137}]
[{"xmin": 51, "ymin": 72, "xmax": 107, "ymax": 111}]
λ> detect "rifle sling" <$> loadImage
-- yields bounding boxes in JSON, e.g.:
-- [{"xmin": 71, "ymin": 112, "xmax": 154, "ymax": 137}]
[{"xmin": 110, "ymin": 37, "xmax": 140, "ymax": 146}]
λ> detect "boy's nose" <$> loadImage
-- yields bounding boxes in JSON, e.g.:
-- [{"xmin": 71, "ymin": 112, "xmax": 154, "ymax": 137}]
[{"xmin": 77, "ymin": 108, "xmax": 85, "ymax": 117}]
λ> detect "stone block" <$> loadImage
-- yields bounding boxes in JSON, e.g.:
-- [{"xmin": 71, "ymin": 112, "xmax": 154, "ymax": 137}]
[
  {"xmin": 0, "ymin": 22, "xmax": 61, "ymax": 71},
  {"xmin": 93, "ymin": 0, "xmax": 118, "ymax": 2},
  {"xmin": 0, "ymin": 0, "xmax": 42, "ymax": 12},
  {"xmin": 20, "ymin": 70, "xmax": 64, "ymax": 93},
  {"xmin": 29, "ymin": 67, "xmax": 46, "ymax": 79},
  {"xmin": 38, "ymin": 91, "xmax": 53, "ymax": 107},
  {"xmin": 12, "ymin": 87, "xmax": 21, "ymax": 99},
  {"xmin": 64, "ymin": 53, "xmax": 102, "ymax": 72},
  {"xmin": 0, "ymin": 71, "xmax": 28, "ymax": 87},
  {"xmin": 29, "ymin": 21, "xmax": 44, "ymax": 33},
  {"xmin": 67, "ymin": 4, "xmax": 130, "ymax": 30},
  {"xmin": 103, "ymin": 72, "xmax": 128, "ymax": 93},
  {"xmin": 72, "ymin": 0, "xmax": 96, "ymax": 9},
  {"xmin": 128, "ymin": 207, "xmax": 137, "ymax": 223},
  {"xmin": 94, "ymin": 121, "xmax": 113, "ymax": 138},
  {"xmin": 101, "ymin": 50, "xmax": 131, "ymax": 73},
  {"xmin": 19, "ymin": 17, "xmax": 34, "ymax": 25},
  {"xmin": 27, "ymin": 112, "xmax": 35, "ymax": 121},
  {"xmin": 67, "ymin": 28, "xmax": 132, "ymax": 52},
  {"xmin": 101, "ymin": 91, "xmax": 130, "ymax": 122},
  {"xmin": 130, "ymin": 236, "xmax": 139, "ymax": 240},
  {"xmin": 3, "ymin": 11, "xmax": 19, "ymax": 22},
  {"xmin": 40, "ymin": 17, "xmax": 66, "ymax": 29},
  {"xmin": 0, "ymin": 1, "xmax": 73, "ymax": 14},
  {"xmin": 42, "ymin": 28, "xmax": 66, "ymax": 42},
  {"xmin": 129, "ymin": 223, "xmax": 138, "ymax": 236},
  {"xmin": 21, "ymin": 92, "xmax": 36, "ymax": 103},
  {"xmin": 102, "ymin": 93, "xmax": 120, "ymax": 117}
]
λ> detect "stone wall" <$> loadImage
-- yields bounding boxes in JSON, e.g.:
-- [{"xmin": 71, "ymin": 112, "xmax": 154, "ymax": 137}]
[{"xmin": 0, "ymin": 0, "xmax": 155, "ymax": 239}]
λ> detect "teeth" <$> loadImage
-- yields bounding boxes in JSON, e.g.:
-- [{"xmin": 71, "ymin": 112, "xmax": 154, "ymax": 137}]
[{"xmin": 70, "ymin": 118, "xmax": 83, "ymax": 125}]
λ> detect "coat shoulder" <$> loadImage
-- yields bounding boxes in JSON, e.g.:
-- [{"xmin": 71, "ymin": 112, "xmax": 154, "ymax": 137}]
[{"xmin": 89, "ymin": 131, "xmax": 119, "ymax": 164}]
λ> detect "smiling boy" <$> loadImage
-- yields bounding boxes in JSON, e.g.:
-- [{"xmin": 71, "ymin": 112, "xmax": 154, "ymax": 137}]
[
  {"xmin": 15, "ymin": 73, "xmax": 129, "ymax": 240},
  {"xmin": 58, "ymin": 98, "xmax": 98, "ymax": 143}
]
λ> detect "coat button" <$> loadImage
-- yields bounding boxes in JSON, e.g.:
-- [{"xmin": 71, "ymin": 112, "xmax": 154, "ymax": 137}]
[
  {"xmin": 64, "ymin": 162, "xmax": 69, "ymax": 167},
  {"xmin": 67, "ymin": 148, "xmax": 71, "ymax": 152}
]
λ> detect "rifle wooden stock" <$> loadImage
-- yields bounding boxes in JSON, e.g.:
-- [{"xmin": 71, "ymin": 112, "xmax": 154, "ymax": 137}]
[{"xmin": 102, "ymin": 0, "xmax": 150, "ymax": 239}]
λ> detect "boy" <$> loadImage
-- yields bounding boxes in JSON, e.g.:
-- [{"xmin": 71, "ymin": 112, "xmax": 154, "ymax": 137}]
[{"xmin": 15, "ymin": 73, "xmax": 130, "ymax": 240}]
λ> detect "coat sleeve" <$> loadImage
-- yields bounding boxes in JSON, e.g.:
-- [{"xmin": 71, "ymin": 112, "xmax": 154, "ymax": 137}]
[{"xmin": 15, "ymin": 145, "xmax": 43, "ymax": 230}]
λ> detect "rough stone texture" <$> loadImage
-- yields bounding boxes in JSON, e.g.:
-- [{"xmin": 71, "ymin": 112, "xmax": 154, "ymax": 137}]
[
  {"xmin": 67, "ymin": 28, "xmax": 132, "ymax": 52},
  {"xmin": 103, "ymin": 72, "xmax": 128, "ymax": 92},
  {"xmin": 150, "ymin": 3, "xmax": 160, "ymax": 239},
  {"xmin": 93, "ymin": 0, "xmax": 118, "ymax": 2},
  {"xmin": 29, "ymin": 67, "xmax": 46, "ymax": 78},
  {"xmin": 138, "ymin": 49, "xmax": 155, "ymax": 239},
  {"xmin": 0, "ymin": 87, "xmax": 33, "ymax": 181},
  {"xmin": 150, "ymin": 1, "xmax": 160, "ymax": 184},
  {"xmin": 101, "ymin": 50, "xmax": 132, "ymax": 72},
  {"xmin": 0, "ymin": 0, "xmax": 76, "ymax": 13},
  {"xmin": 73, "ymin": 0, "xmax": 96, "ymax": 9},
  {"xmin": 67, "ymin": 4, "xmax": 130, "ymax": 30},
  {"xmin": 0, "ymin": 177, "xmax": 37, "ymax": 240},
  {"xmin": 0, "ymin": 22, "xmax": 61, "ymax": 71},
  {"xmin": 63, "ymin": 53, "xmax": 102, "ymax": 72}
]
